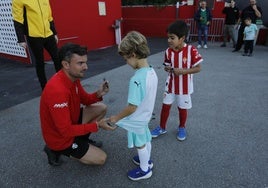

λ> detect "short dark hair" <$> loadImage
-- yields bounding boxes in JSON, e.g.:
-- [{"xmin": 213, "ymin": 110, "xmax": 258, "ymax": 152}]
[
  {"xmin": 58, "ymin": 43, "xmax": 88, "ymax": 62},
  {"xmin": 167, "ymin": 20, "xmax": 188, "ymax": 39}
]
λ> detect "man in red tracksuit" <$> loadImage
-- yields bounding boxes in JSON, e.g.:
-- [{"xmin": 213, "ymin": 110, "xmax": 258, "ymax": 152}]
[{"xmin": 40, "ymin": 43, "xmax": 116, "ymax": 166}]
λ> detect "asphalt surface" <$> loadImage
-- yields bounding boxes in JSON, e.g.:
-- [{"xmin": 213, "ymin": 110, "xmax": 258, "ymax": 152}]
[{"xmin": 0, "ymin": 39, "xmax": 268, "ymax": 188}]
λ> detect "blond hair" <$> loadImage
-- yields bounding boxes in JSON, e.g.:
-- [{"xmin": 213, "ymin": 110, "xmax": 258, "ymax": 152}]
[{"xmin": 118, "ymin": 31, "xmax": 150, "ymax": 59}]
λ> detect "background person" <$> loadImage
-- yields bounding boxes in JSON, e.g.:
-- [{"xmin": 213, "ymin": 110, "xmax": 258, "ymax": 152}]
[
  {"xmin": 221, "ymin": 0, "xmax": 240, "ymax": 48},
  {"xmin": 233, "ymin": 0, "xmax": 262, "ymax": 52},
  {"xmin": 40, "ymin": 43, "xmax": 115, "ymax": 166},
  {"xmin": 194, "ymin": 0, "xmax": 213, "ymax": 49},
  {"xmin": 242, "ymin": 17, "xmax": 258, "ymax": 56},
  {"xmin": 12, "ymin": 0, "xmax": 61, "ymax": 90}
]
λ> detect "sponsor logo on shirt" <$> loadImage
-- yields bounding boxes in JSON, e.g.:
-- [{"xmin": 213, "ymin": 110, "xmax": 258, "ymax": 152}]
[{"xmin": 53, "ymin": 102, "xmax": 68, "ymax": 108}]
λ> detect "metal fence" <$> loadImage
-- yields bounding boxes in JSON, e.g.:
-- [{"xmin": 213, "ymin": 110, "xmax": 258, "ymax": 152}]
[{"xmin": 185, "ymin": 18, "xmax": 225, "ymax": 42}]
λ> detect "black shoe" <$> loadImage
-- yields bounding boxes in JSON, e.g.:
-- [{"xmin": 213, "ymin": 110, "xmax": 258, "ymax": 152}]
[
  {"xmin": 232, "ymin": 49, "xmax": 239, "ymax": 52},
  {"xmin": 242, "ymin": 53, "xmax": 247, "ymax": 56},
  {"xmin": 220, "ymin": 44, "xmax": 226, "ymax": 47},
  {"xmin": 88, "ymin": 139, "xmax": 103, "ymax": 148},
  {"xmin": 43, "ymin": 146, "xmax": 62, "ymax": 166}
]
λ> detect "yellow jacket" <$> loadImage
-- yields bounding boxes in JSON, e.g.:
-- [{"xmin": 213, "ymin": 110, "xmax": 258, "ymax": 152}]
[{"xmin": 12, "ymin": 0, "xmax": 57, "ymax": 42}]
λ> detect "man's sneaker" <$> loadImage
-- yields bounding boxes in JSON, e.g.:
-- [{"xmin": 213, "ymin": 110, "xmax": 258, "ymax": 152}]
[
  {"xmin": 88, "ymin": 139, "xmax": 103, "ymax": 148},
  {"xmin": 151, "ymin": 126, "xmax": 167, "ymax": 138},
  {"xmin": 242, "ymin": 53, "xmax": 247, "ymax": 56},
  {"xmin": 203, "ymin": 44, "xmax": 208, "ymax": 49},
  {"xmin": 127, "ymin": 167, "xmax": 152, "ymax": 181},
  {"xmin": 197, "ymin": 44, "xmax": 202, "ymax": 48},
  {"xmin": 220, "ymin": 44, "xmax": 226, "ymax": 47},
  {"xmin": 132, "ymin": 155, "xmax": 153, "ymax": 169},
  {"xmin": 43, "ymin": 145, "xmax": 62, "ymax": 166},
  {"xmin": 177, "ymin": 127, "xmax": 186, "ymax": 141}
]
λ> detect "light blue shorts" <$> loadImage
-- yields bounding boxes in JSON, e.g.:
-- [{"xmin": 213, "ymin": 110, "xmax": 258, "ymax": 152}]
[{"xmin": 127, "ymin": 126, "xmax": 152, "ymax": 148}]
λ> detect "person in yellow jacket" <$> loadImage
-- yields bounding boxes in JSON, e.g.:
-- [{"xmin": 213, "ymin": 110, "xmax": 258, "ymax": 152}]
[{"xmin": 12, "ymin": 0, "xmax": 61, "ymax": 90}]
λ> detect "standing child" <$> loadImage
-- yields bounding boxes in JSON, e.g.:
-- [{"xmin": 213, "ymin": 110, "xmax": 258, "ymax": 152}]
[
  {"xmin": 109, "ymin": 31, "xmax": 158, "ymax": 181},
  {"xmin": 151, "ymin": 20, "xmax": 203, "ymax": 141},
  {"xmin": 243, "ymin": 17, "xmax": 258, "ymax": 56}
]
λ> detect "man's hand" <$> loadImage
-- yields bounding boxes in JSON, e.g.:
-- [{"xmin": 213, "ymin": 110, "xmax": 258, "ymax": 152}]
[
  {"xmin": 97, "ymin": 79, "xmax": 109, "ymax": 97},
  {"xmin": 18, "ymin": 42, "xmax": 27, "ymax": 49},
  {"xmin": 252, "ymin": 4, "xmax": 257, "ymax": 10},
  {"xmin": 54, "ymin": 35, "xmax": 59, "ymax": 44},
  {"xmin": 97, "ymin": 118, "xmax": 117, "ymax": 131}
]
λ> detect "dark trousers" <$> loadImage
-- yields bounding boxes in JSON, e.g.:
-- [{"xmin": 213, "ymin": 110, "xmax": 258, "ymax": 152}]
[
  {"xmin": 27, "ymin": 35, "xmax": 61, "ymax": 90},
  {"xmin": 234, "ymin": 24, "xmax": 245, "ymax": 51},
  {"xmin": 244, "ymin": 40, "xmax": 254, "ymax": 54},
  {"xmin": 197, "ymin": 25, "xmax": 208, "ymax": 45}
]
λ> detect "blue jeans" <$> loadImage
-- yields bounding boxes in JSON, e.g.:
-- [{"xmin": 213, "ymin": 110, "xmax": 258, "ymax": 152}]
[{"xmin": 198, "ymin": 25, "xmax": 208, "ymax": 45}]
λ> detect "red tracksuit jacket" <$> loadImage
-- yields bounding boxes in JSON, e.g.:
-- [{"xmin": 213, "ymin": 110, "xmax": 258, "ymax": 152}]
[{"xmin": 40, "ymin": 70, "xmax": 102, "ymax": 150}]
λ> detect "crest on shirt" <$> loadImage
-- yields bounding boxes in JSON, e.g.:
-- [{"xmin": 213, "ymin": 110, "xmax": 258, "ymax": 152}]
[{"xmin": 183, "ymin": 57, "xmax": 187, "ymax": 64}]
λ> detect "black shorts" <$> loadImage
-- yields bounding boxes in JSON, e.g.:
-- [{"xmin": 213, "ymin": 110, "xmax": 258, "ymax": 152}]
[
  {"xmin": 56, "ymin": 108, "xmax": 90, "ymax": 159},
  {"xmin": 57, "ymin": 136, "xmax": 90, "ymax": 159}
]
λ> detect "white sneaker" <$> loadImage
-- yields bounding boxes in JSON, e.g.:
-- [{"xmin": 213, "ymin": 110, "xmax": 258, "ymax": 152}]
[
  {"xmin": 203, "ymin": 45, "xmax": 208, "ymax": 49},
  {"xmin": 197, "ymin": 44, "xmax": 201, "ymax": 49}
]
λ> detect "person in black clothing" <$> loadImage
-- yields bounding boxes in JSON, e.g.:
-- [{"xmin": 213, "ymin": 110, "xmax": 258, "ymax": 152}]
[
  {"xmin": 221, "ymin": 0, "xmax": 240, "ymax": 48},
  {"xmin": 232, "ymin": 0, "xmax": 262, "ymax": 52}
]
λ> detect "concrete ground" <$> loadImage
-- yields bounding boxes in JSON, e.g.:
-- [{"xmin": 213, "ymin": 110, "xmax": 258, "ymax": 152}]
[{"xmin": 0, "ymin": 40, "xmax": 268, "ymax": 188}]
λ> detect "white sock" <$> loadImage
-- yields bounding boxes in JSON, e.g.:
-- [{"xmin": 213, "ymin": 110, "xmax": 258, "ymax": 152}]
[
  {"xmin": 146, "ymin": 142, "xmax": 151, "ymax": 158},
  {"xmin": 137, "ymin": 146, "xmax": 149, "ymax": 172}
]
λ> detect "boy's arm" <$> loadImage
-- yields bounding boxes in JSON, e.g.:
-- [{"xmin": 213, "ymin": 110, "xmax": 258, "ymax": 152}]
[
  {"xmin": 173, "ymin": 64, "xmax": 201, "ymax": 76},
  {"xmin": 110, "ymin": 104, "xmax": 137, "ymax": 123}
]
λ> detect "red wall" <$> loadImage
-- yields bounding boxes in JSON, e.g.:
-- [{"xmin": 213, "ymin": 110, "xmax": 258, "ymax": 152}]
[
  {"xmin": 50, "ymin": 0, "xmax": 122, "ymax": 50},
  {"xmin": 122, "ymin": 1, "xmax": 225, "ymax": 37},
  {"xmin": 0, "ymin": 0, "xmax": 122, "ymax": 63}
]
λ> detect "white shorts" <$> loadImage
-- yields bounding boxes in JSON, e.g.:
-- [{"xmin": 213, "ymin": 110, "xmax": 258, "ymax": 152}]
[{"xmin": 162, "ymin": 92, "xmax": 192, "ymax": 109}]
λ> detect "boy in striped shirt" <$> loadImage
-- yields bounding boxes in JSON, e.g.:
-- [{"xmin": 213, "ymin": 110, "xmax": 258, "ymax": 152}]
[{"xmin": 151, "ymin": 20, "xmax": 203, "ymax": 141}]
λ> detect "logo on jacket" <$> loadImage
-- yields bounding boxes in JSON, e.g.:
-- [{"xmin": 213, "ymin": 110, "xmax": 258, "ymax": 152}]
[{"xmin": 53, "ymin": 102, "xmax": 68, "ymax": 108}]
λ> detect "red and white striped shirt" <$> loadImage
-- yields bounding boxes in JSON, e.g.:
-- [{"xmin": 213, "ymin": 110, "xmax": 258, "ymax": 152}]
[{"xmin": 164, "ymin": 44, "xmax": 203, "ymax": 95}]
